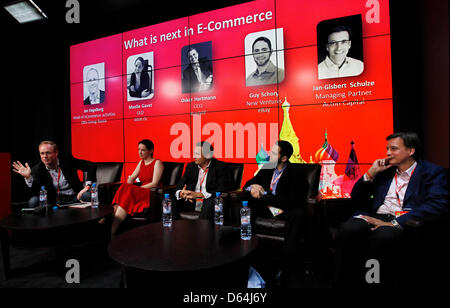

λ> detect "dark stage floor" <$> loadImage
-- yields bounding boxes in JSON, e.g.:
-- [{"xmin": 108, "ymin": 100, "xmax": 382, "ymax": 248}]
[{"xmin": 0, "ymin": 227, "xmax": 334, "ymax": 289}]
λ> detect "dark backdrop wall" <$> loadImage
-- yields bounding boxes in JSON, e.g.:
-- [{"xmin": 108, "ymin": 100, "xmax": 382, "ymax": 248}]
[
  {"xmin": 420, "ymin": 0, "xmax": 449, "ymax": 169},
  {"xmin": 390, "ymin": 0, "xmax": 449, "ymax": 167},
  {"xmin": 2, "ymin": 0, "xmax": 448, "ymax": 202}
]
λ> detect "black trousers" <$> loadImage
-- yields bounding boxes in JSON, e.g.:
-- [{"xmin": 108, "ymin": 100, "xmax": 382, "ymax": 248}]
[
  {"xmin": 334, "ymin": 213, "xmax": 403, "ymax": 287},
  {"xmin": 247, "ymin": 197, "xmax": 308, "ymax": 264}
]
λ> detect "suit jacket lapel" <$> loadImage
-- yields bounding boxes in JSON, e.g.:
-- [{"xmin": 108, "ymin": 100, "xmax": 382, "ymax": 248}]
[
  {"xmin": 205, "ymin": 160, "xmax": 212, "ymax": 189},
  {"xmin": 204, "ymin": 159, "xmax": 215, "ymax": 190},
  {"xmin": 40, "ymin": 163, "xmax": 57, "ymax": 195},
  {"xmin": 190, "ymin": 164, "xmax": 200, "ymax": 191},
  {"xmin": 59, "ymin": 159, "xmax": 69, "ymax": 184},
  {"xmin": 377, "ymin": 168, "xmax": 395, "ymax": 205},
  {"xmin": 254, "ymin": 168, "xmax": 274, "ymax": 191},
  {"xmin": 275, "ymin": 165, "xmax": 289, "ymax": 194},
  {"xmin": 403, "ymin": 161, "xmax": 421, "ymax": 204},
  {"xmin": 271, "ymin": 163, "xmax": 291, "ymax": 196}
]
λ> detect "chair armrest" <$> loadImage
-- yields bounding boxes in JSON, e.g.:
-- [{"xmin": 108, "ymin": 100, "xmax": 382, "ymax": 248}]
[
  {"xmin": 402, "ymin": 215, "xmax": 449, "ymax": 245},
  {"xmin": 306, "ymin": 197, "xmax": 320, "ymax": 215},
  {"xmin": 308, "ymin": 197, "xmax": 319, "ymax": 204},
  {"xmin": 159, "ymin": 184, "xmax": 178, "ymax": 195},
  {"xmin": 229, "ymin": 189, "xmax": 246, "ymax": 200},
  {"xmin": 144, "ymin": 184, "xmax": 179, "ymax": 222},
  {"xmin": 143, "ymin": 186, "xmax": 162, "ymax": 222},
  {"xmin": 98, "ymin": 182, "xmax": 122, "ymax": 188},
  {"xmin": 98, "ymin": 182, "xmax": 122, "ymax": 205},
  {"xmin": 404, "ymin": 218, "xmax": 422, "ymax": 228},
  {"xmin": 404, "ymin": 215, "xmax": 449, "ymax": 229}
]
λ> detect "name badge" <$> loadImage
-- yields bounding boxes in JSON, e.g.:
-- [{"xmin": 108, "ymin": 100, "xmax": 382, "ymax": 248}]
[
  {"xmin": 195, "ymin": 199, "xmax": 204, "ymax": 212},
  {"xmin": 395, "ymin": 210, "xmax": 409, "ymax": 217},
  {"xmin": 268, "ymin": 206, "xmax": 283, "ymax": 217}
]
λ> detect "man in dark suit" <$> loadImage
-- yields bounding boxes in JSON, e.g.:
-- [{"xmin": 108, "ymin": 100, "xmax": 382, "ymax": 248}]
[
  {"xmin": 182, "ymin": 48, "xmax": 213, "ymax": 93},
  {"xmin": 334, "ymin": 132, "xmax": 449, "ymax": 286},
  {"xmin": 84, "ymin": 90, "xmax": 105, "ymax": 105},
  {"xmin": 175, "ymin": 141, "xmax": 231, "ymax": 220},
  {"xmin": 12, "ymin": 140, "xmax": 97, "ymax": 207},
  {"xmin": 244, "ymin": 140, "xmax": 309, "ymax": 281}
]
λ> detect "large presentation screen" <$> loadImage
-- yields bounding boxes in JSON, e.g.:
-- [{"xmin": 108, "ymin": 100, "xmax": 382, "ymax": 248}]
[{"xmin": 70, "ymin": 0, "xmax": 392, "ymax": 199}]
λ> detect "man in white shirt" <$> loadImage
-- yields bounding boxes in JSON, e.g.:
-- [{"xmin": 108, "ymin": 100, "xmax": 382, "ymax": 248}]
[
  {"xmin": 334, "ymin": 132, "xmax": 448, "ymax": 286},
  {"xmin": 318, "ymin": 25, "xmax": 363, "ymax": 79}
]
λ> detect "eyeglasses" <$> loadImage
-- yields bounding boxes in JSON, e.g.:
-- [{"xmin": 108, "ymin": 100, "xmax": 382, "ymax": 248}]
[{"xmin": 327, "ymin": 40, "xmax": 350, "ymax": 47}]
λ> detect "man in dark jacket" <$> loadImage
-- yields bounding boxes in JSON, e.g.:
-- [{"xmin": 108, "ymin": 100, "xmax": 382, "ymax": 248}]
[
  {"xmin": 12, "ymin": 140, "xmax": 96, "ymax": 207},
  {"xmin": 334, "ymin": 132, "xmax": 449, "ymax": 286},
  {"xmin": 244, "ymin": 140, "xmax": 309, "ymax": 282},
  {"xmin": 182, "ymin": 48, "xmax": 213, "ymax": 93},
  {"xmin": 175, "ymin": 141, "xmax": 231, "ymax": 220}
]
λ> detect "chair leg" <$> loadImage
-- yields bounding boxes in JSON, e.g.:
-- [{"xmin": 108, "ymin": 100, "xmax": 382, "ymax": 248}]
[{"xmin": 120, "ymin": 268, "xmax": 128, "ymax": 288}]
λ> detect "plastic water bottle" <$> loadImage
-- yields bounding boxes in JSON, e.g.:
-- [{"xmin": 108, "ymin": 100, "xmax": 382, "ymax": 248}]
[
  {"xmin": 214, "ymin": 192, "xmax": 224, "ymax": 225},
  {"xmin": 39, "ymin": 186, "xmax": 48, "ymax": 213},
  {"xmin": 162, "ymin": 194, "xmax": 172, "ymax": 227},
  {"xmin": 91, "ymin": 183, "xmax": 99, "ymax": 208},
  {"xmin": 240, "ymin": 201, "xmax": 252, "ymax": 240}
]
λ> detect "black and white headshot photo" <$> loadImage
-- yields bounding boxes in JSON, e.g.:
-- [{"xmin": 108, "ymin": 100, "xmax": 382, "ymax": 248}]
[
  {"xmin": 245, "ymin": 28, "xmax": 284, "ymax": 87},
  {"xmin": 126, "ymin": 52, "xmax": 154, "ymax": 101},
  {"xmin": 83, "ymin": 63, "xmax": 105, "ymax": 105},
  {"xmin": 181, "ymin": 42, "xmax": 213, "ymax": 94},
  {"xmin": 317, "ymin": 15, "xmax": 364, "ymax": 80}
]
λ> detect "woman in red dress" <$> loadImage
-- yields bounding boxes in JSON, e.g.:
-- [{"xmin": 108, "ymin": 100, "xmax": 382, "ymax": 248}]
[{"xmin": 111, "ymin": 139, "xmax": 164, "ymax": 235}]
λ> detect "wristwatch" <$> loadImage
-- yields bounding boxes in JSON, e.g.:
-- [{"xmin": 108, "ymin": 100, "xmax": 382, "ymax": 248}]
[{"xmin": 391, "ymin": 219, "xmax": 401, "ymax": 229}]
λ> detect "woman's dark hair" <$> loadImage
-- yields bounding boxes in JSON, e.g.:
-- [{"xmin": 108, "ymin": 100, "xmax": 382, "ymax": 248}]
[
  {"xmin": 138, "ymin": 139, "xmax": 154, "ymax": 152},
  {"xmin": 386, "ymin": 132, "xmax": 422, "ymax": 160},
  {"xmin": 135, "ymin": 57, "xmax": 147, "ymax": 71}
]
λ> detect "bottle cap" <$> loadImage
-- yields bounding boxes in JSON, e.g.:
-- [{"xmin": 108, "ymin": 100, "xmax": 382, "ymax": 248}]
[
  {"xmin": 41, "ymin": 186, "xmax": 45, "ymax": 190},
  {"xmin": 242, "ymin": 201, "xmax": 248, "ymax": 206},
  {"xmin": 92, "ymin": 183, "xmax": 97, "ymax": 187},
  {"xmin": 216, "ymin": 192, "xmax": 221, "ymax": 197},
  {"xmin": 164, "ymin": 193, "xmax": 170, "ymax": 198}
]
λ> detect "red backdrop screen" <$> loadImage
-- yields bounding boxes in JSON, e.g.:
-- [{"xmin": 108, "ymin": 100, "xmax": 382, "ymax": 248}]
[{"xmin": 70, "ymin": 0, "xmax": 393, "ymax": 198}]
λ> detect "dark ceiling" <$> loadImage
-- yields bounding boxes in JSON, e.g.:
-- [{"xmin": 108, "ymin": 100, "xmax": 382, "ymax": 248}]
[
  {"xmin": 0, "ymin": 0, "xmax": 254, "ymax": 155},
  {"xmin": 0, "ymin": 0, "xmax": 253, "ymax": 45}
]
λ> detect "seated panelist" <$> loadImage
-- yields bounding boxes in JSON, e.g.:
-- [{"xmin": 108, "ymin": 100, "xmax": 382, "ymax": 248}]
[
  {"xmin": 12, "ymin": 140, "xmax": 96, "ymax": 208},
  {"xmin": 243, "ymin": 140, "xmax": 309, "ymax": 281},
  {"xmin": 175, "ymin": 141, "xmax": 231, "ymax": 220},
  {"xmin": 334, "ymin": 132, "xmax": 449, "ymax": 286},
  {"xmin": 110, "ymin": 139, "xmax": 163, "ymax": 235}
]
